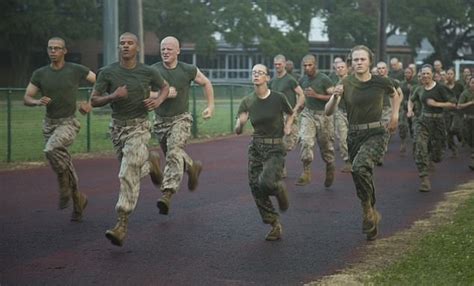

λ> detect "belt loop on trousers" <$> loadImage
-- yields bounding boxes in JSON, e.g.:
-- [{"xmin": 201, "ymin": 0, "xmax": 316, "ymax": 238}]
[
  {"xmin": 252, "ymin": 137, "xmax": 283, "ymax": 145},
  {"xmin": 112, "ymin": 117, "xmax": 148, "ymax": 127},
  {"xmin": 349, "ymin": 121, "xmax": 383, "ymax": 131},
  {"xmin": 422, "ymin": 112, "xmax": 444, "ymax": 118}
]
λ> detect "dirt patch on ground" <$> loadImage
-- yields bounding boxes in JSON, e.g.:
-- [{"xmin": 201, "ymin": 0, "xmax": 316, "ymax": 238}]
[{"xmin": 306, "ymin": 181, "xmax": 474, "ymax": 286}]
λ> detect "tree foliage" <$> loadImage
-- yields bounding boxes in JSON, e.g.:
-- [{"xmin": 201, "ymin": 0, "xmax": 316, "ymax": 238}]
[
  {"xmin": 388, "ymin": 0, "xmax": 473, "ymax": 66},
  {"xmin": 0, "ymin": 0, "xmax": 100, "ymax": 86}
]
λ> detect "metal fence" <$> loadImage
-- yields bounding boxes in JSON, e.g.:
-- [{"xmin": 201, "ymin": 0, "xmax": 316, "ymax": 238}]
[{"xmin": 0, "ymin": 84, "xmax": 253, "ymax": 163}]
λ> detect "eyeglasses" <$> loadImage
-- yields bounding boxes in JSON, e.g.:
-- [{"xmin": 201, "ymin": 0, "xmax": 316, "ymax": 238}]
[
  {"xmin": 47, "ymin": 46, "xmax": 64, "ymax": 52},
  {"xmin": 252, "ymin": 71, "xmax": 267, "ymax": 76}
]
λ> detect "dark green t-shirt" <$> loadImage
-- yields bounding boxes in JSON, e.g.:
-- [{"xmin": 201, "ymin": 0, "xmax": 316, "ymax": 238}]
[
  {"xmin": 269, "ymin": 73, "xmax": 299, "ymax": 108},
  {"xmin": 341, "ymin": 74, "xmax": 394, "ymax": 125},
  {"xmin": 237, "ymin": 91, "xmax": 293, "ymax": 138},
  {"xmin": 151, "ymin": 61, "xmax": 197, "ymax": 117},
  {"xmin": 409, "ymin": 85, "xmax": 423, "ymax": 117},
  {"xmin": 300, "ymin": 72, "xmax": 334, "ymax": 111},
  {"xmin": 419, "ymin": 83, "xmax": 454, "ymax": 114},
  {"xmin": 94, "ymin": 62, "xmax": 166, "ymax": 120},
  {"xmin": 400, "ymin": 78, "xmax": 418, "ymax": 105},
  {"xmin": 383, "ymin": 78, "xmax": 400, "ymax": 107},
  {"xmin": 388, "ymin": 69, "xmax": 404, "ymax": 82},
  {"xmin": 458, "ymin": 89, "xmax": 474, "ymax": 115},
  {"xmin": 448, "ymin": 82, "xmax": 464, "ymax": 100},
  {"xmin": 30, "ymin": 62, "xmax": 90, "ymax": 119}
]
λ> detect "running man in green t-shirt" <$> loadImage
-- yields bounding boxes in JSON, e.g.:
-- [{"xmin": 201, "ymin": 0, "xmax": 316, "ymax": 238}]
[
  {"xmin": 269, "ymin": 54, "xmax": 305, "ymax": 178},
  {"xmin": 296, "ymin": 54, "xmax": 336, "ymax": 188},
  {"xmin": 414, "ymin": 64, "xmax": 457, "ymax": 192},
  {"xmin": 235, "ymin": 64, "xmax": 294, "ymax": 241},
  {"xmin": 151, "ymin": 36, "xmax": 215, "ymax": 216},
  {"xmin": 90, "ymin": 32, "xmax": 170, "ymax": 247},
  {"xmin": 456, "ymin": 76, "xmax": 474, "ymax": 170},
  {"xmin": 24, "ymin": 36, "xmax": 96, "ymax": 222},
  {"xmin": 325, "ymin": 45, "xmax": 401, "ymax": 241}
]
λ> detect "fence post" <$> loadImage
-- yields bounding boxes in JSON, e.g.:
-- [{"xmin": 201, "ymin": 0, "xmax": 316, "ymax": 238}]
[
  {"xmin": 7, "ymin": 89, "xmax": 12, "ymax": 162},
  {"xmin": 86, "ymin": 89, "xmax": 91, "ymax": 152},
  {"xmin": 192, "ymin": 86, "xmax": 197, "ymax": 138},
  {"xmin": 229, "ymin": 85, "xmax": 234, "ymax": 133}
]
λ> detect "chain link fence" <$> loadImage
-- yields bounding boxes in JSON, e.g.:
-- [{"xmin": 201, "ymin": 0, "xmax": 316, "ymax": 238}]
[{"xmin": 0, "ymin": 84, "xmax": 252, "ymax": 163}]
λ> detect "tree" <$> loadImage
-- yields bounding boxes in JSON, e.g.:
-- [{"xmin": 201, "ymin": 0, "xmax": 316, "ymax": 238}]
[
  {"xmin": 0, "ymin": 0, "xmax": 100, "ymax": 86},
  {"xmin": 388, "ymin": 0, "xmax": 473, "ymax": 66},
  {"xmin": 322, "ymin": 0, "xmax": 379, "ymax": 49}
]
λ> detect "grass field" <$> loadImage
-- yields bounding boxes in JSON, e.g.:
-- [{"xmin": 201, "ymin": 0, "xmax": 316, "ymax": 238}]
[{"xmin": 0, "ymin": 85, "xmax": 251, "ymax": 162}]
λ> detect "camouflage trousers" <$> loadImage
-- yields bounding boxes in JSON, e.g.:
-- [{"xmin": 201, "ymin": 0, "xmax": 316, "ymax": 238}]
[
  {"xmin": 398, "ymin": 102, "xmax": 409, "ymax": 141},
  {"xmin": 153, "ymin": 112, "xmax": 194, "ymax": 193},
  {"xmin": 463, "ymin": 117, "xmax": 474, "ymax": 161},
  {"xmin": 283, "ymin": 115, "xmax": 299, "ymax": 151},
  {"xmin": 248, "ymin": 141, "xmax": 286, "ymax": 224},
  {"xmin": 334, "ymin": 109, "xmax": 349, "ymax": 161},
  {"xmin": 299, "ymin": 108, "xmax": 336, "ymax": 165},
  {"xmin": 347, "ymin": 127, "xmax": 386, "ymax": 206},
  {"xmin": 110, "ymin": 118, "xmax": 152, "ymax": 214},
  {"xmin": 381, "ymin": 106, "xmax": 392, "ymax": 154},
  {"xmin": 414, "ymin": 115, "xmax": 446, "ymax": 177},
  {"xmin": 445, "ymin": 111, "xmax": 464, "ymax": 153},
  {"xmin": 43, "ymin": 116, "xmax": 81, "ymax": 198}
]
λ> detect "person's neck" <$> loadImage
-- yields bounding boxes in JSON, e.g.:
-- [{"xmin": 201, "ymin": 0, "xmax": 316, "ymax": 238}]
[
  {"xmin": 120, "ymin": 58, "xmax": 137, "ymax": 69},
  {"xmin": 255, "ymin": 85, "xmax": 270, "ymax": 99},
  {"xmin": 276, "ymin": 70, "xmax": 287, "ymax": 78},
  {"xmin": 354, "ymin": 71, "xmax": 372, "ymax": 82},
  {"xmin": 163, "ymin": 60, "xmax": 178, "ymax": 69},
  {"xmin": 424, "ymin": 80, "xmax": 436, "ymax": 90},
  {"xmin": 50, "ymin": 60, "xmax": 65, "ymax": 70}
]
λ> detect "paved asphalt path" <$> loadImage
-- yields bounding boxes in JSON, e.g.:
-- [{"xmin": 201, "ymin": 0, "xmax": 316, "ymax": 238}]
[{"xmin": 1, "ymin": 135, "xmax": 472, "ymax": 285}]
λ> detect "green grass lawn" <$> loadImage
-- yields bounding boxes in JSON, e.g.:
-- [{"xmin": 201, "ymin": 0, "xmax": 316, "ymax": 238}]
[
  {"xmin": 366, "ymin": 189, "xmax": 474, "ymax": 285},
  {"xmin": 0, "ymin": 85, "xmax": 250, "ymax": 163}
]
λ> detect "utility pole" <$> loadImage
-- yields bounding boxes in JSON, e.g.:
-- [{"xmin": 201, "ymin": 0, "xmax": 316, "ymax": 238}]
[
  {"xmin": 377, "ymin": 0, "xmax": 387, "ymax": 62},
  {"xmin": 126, "ymin": 0, "xmax": 144, "ymax": 63},
  {"xmin": 103, "ymin": 0, "xmax": 119, "ymax": 66}
]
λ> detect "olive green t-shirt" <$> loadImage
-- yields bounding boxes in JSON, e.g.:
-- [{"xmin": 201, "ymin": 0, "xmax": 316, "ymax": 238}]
[
  {"xmin": 448, "ymin": 82, "xmax": 464, "ymax": 100},
  {"xmin": 269, "ymin": 73, "xmax": 299, "ymax": 108},
  {"xmin": 94, "ymin": 62, "xmax": 166, "ymax": 120},
  {"xmin": 341, "ymin": 74, "xmax": 394, "ymax": 125},
  {"xmin": 382, "ymin": 78, "xmax": 400, "ymax": 107},
  {"xmin": 30, "ymin": 62, "xmax": 90, "ymax": 119},
  {"xmin": 409, "ymin": 85, "xmax": 423, "ymax": 117},
  {"xmin": 419, "ymin": 83, "xmax": 454, "ymax": 114},
  {"xmin": 458, "ymin": 89, "xmax": 474, "ymax": 115},
  {"xmin": 400, "ymin": 78, "xmax": 418, "ymax": 105},
  {"xmin": 237, "ymin": 91, "xmax": 293, "ymax": 138},
  {"xmin": 388, "ymin": 69, "xmax": 404, "ymax": 82},
  {"xmin": 300, "ymin": 72, "xmax": 334, "ymax": 111},
  {"xmin": 151, "ymin": 61, "xmax": 197, "ymax": 117}
]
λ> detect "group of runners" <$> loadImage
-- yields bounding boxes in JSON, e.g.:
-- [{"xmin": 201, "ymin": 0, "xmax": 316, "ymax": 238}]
[{"xmin": 24, "ymin": 32, "xmax": 474, "ymax": 246}]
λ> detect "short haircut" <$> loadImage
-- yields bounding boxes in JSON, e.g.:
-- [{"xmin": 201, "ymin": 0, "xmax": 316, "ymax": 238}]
[
  {"xmin": 421, "ymin": 64, "xmax": 433, "ymax": 72},
  {"xmin": 48, "ymin": 37, "xmax": 66, "ymax": 48},
  {"xmin": 274, "ymin": 54, "xmax": 286, "ymax": 62}
]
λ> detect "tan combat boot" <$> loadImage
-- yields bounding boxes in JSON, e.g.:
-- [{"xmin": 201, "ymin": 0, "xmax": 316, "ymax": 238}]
[
  {"xmin": 361, "ymin": 201, "xmax": 375, "ymax": 234},
  {"xmin": 419, "ymin": 176, "xmax": 431, "ymax": 192},
  {"xmin": 366, "ymin": 208, "xmax": 381, "ymax": 241},
  {"xmin": 149, "ymin": 150, "xmax": 163, "ymax": 186},
  {"xmin": 157, "ymin": 190, "xmax": 173, "ymax": 215},
  {"xmin": 265, "ymin": 220, "xmax": 282, "ymax": 241},
  {"xmin": 295, "ymin": 162, "xmax": 311, "ymax": 186},
  {"xmin": 105, "ymin": 213, "xmax": 129, "ymax": 247},
  {"xmin": 187, "ymin": 161, "xmax": 203, "ymax": 191},
  {"xmin": 275, "ymin": 183, "xmax": 289, "ymax": 212},
  {"xmin": 341, "ymin": 160, "xmax": 352, "ymax": 173},
  {"xmin": 400, "ymin": 140, "xmax": 407, "ymax": 154},
  {"xmin": 324, "ymin": 162, "xmax": 336, "ymax": 187},
  {"xmin": 70, "ymin": 191, "xmax": 88, "ymax": 222},
  {"xmin": 58, "ymin": 174, "xmax": 71, "ymax": 209}
]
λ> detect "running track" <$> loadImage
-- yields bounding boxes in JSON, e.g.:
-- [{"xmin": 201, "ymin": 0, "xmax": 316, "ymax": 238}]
[{"xmin": 1, "ymin": 135, "xmax": 472, "ymax": 285}]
